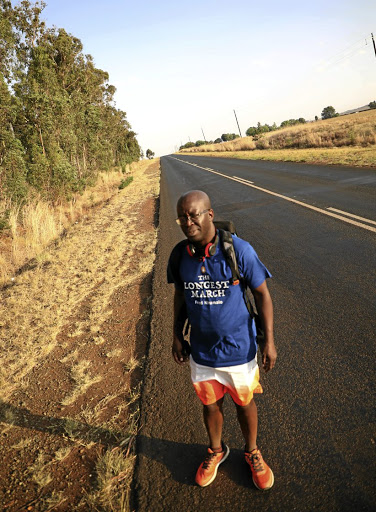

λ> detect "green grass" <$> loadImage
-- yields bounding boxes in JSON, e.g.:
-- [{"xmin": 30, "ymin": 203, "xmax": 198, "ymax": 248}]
[{"xmin": 119, "ymin": 176, "xmax": 134, "ymax": 189}]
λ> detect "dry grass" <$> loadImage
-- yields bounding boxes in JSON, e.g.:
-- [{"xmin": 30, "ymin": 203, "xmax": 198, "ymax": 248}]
[
  {"xmin": 61, "ymin": 360, "xmax": 103, "ymax": 406},
  {"xmin": 0, "ymin": 159, "xmax": 159, "ymax": 401},
  {"xmin": 0, "ymin": 166, "xmax": 134, "ymax": 285},
  {"xmin": 180, "ymin": 110, "xmax": 376, "ymax": 167},
  {"xmin": 75, "ymin": 398, "xmax": 140, "ymax": 511},
  {"xmin": 28, "ymin": 452, "xmax": 53, "ymax": 490},
  {"xmin": 254, "ymin": 111, "xmax": 376, "ymax": 150},
  {"xmin": 182, "ymin": 146, "xmax": 376, "ymax": 167},
  {"xmin": 184, "ymin": 136, "xmax": 256, "ymax": 153},
  {"xmin": 83, "ymin": 447, "xmax": 136, "ymax": 512}
]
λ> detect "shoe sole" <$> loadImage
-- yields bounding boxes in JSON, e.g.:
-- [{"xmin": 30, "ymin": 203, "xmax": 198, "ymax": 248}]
[
  {"xmin": 197, "ymin": 444, "xmax": 230, "ymax": 487},
  {"xmin": 252, "ymin": 468, "xmax": 274, "ymax": 491}
]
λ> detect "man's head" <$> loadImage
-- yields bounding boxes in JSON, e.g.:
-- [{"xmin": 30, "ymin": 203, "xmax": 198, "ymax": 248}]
[{"xmin": 176, "ymin": 190, "xmax": 215, "ymax": 246}]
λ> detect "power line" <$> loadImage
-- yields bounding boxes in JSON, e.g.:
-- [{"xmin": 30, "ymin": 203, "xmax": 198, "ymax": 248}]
[
  {"xmin": 233, "ymin": 32, "xmax": 375, "ymax": 114},
  {"xmin": 323, "ymin": 43, "xmax": 368, "ymax": 68},
  {"xmin": 323, "ymin": 34, "xmax": 371, "ymax": 63}
]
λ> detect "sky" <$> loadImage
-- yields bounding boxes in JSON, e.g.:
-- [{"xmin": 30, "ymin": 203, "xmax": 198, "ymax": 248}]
[{"xmin": 39, "ymin": 0, "xmax": 376, "ymax": 156}]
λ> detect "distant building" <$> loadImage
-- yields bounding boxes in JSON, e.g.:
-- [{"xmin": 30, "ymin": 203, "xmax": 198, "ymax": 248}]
[{"xmin": 339, "ymin": 105, "xmax": 370, "ymax": 116}]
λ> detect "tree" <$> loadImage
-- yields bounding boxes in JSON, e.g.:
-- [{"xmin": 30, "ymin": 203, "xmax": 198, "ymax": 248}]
[
  {"xmin": 179, "ymin": 142, "xmax": 195, "ymax": 150},
  {"xmin": 0, "ymin": 1, "xmax": 141, "ymax": 202},
  {"xmin": 245, "ymin": 126, "xmax": 257, "ymax": 137},
  {"xmin": 246, "ymin": 122, "xmax": 276, "ymax": 137},
  {"xmin": 221, "ymin": 133, "xmax": 238, "ymax": 142},
  {"xmin": 321, "ymin": 106, "xmax": 338, "ymax": 120},
  {"xmin": 146, "ymin": 149, "xmax": 155, "ymax": 159},
  {"xmin": 214, "ymin": 138, "xmax": 222, "ymax": 144},
  {"xmin": 0, "ymin": 72, "xmax": 28, "ymax": 201},
  {"xmin": 369, "ymin": 101, "xmax": 376, "ymax": 109}
]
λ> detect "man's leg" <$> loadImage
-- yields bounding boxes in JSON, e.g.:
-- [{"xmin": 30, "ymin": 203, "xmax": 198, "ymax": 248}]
[
  {"xmin": 203, "ymin": 397, "xmax": 224, "ymax": 450},
  {"xmin": 196, "ymin": 397, "xmax": 230, "ymax": 487},
  {"xmin": 235, "ymin": 398, "xmax": 274, "ymax": 491},
  {"xmin": 235, "ymin": 398, "xmax": 257, "ymax": 452}
]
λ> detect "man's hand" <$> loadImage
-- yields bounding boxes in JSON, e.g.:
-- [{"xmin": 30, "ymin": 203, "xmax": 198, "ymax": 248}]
[
  {"xmin": 259, "ymin": 340, "xmax": 277, "ymax": 373},
  {"xmin": 252, "ymin": 281, "xmax": 276, "ymax": 373},
  {"xmin": 172, "ymin": 335, "xmax": 190, "ymax": 365},
  {"xmin": 172, "ymin": 288, "xmax": 189, "ymax": 365}
]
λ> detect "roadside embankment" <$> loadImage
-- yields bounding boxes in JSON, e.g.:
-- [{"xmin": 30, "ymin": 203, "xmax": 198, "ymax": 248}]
[
  {"xmin": 1, "ymin": 163, "xmax": 143, "ymax": 286},
  {"xmin": 179, "ymin": 110, "xmax": 376, "ymax": 167},
  {"xmin": 0, "ymin": 158, "xmax": 160, "ymax": 511}
]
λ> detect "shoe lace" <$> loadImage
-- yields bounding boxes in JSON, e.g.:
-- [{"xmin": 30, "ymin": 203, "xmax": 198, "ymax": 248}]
[
  {"xmin": 202, "ymin": 451, "xmax": 219, "ymax": 470},
  {"xmin": 246, "ymin": 451, "xmax": 264, "ymax": 473}
]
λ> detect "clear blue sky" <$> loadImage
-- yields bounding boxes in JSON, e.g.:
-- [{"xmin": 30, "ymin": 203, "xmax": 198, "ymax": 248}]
[{"xmin": 40, "ymin": 0, "xmax": 376, "ymax": 156}]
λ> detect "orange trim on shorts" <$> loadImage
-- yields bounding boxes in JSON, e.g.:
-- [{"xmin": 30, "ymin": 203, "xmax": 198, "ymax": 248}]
[{"xmin": 193, "ymin": 367, "xmax": 263, "ymax": 406}]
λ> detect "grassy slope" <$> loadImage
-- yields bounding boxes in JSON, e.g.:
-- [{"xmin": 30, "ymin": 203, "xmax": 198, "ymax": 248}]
[{"xmin": 179, "ymin": 110, "xmax": 376, "ymax": 167}]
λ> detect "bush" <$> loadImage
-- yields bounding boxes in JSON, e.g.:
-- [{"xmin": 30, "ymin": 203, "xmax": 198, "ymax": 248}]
[{"xmin": 118, "ymin": 176, "xmax": 133, "ymax": 189}]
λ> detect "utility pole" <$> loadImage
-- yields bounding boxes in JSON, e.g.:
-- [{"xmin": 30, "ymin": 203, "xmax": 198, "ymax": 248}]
[
  {"xmin": 233, "ymin": 109, "xmax": 242, "ymax": 137},
  {"xmin": 372, "ymin": 33, "xmax": 376, "ymax": 59},
  {"xmin": 201, "ymin": 127, "xmax": 207, "ymax": 142}
]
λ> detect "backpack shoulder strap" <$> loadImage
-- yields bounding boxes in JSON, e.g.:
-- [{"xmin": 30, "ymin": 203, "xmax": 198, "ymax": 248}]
[
  {"xmin": 219, "ymin": 229, "xmax": 241, "ymax": 285},
  {"xmin": 218, "ymin": 229, "xmax": 256, "ymax": 319}
]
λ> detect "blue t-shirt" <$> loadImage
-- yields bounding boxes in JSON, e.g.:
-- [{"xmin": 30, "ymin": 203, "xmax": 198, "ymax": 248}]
[{"xmin": 167, "ymin": 233, "xmax": 271, "ymax": 368}]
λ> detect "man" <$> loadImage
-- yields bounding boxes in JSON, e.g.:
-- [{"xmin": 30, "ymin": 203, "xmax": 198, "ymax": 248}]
[{"xmin": 167, "ymin": 190, "xmax": 277, "ymax": 490}]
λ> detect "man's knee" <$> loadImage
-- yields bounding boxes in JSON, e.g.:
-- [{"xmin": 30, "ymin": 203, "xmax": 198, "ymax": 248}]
[
  {"xmin": 235, "ymin": 398, "xmax": 255, "ymax": 413},
  {"xmin": 204, "ymin": 398, "xmax": 224, "ymax": 414}
]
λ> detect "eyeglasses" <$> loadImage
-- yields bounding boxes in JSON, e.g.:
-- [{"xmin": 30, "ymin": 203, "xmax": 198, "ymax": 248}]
[{"xmin": 176, "ymin": 209, "xmax": 210, "ymax": 226}]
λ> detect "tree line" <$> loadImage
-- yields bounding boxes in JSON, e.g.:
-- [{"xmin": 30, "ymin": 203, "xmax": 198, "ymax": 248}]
[{"xmin": 0, "ymin": 0, "xmax": 141, "ymax": 204}]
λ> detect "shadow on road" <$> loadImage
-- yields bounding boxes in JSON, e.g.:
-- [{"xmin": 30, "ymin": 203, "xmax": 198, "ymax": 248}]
[{"xmin": 136, "ymin": 433, "xmax": 255, "ymax": 489}]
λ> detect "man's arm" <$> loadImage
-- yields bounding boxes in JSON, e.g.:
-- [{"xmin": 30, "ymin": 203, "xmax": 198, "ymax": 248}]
[
  {"xmin": 172, "ymin": 288, "xmax": 189, "ymax": 365},
  {"xmin": 252, "ymin": 280, "xmax": 277, "ymax": 373}
]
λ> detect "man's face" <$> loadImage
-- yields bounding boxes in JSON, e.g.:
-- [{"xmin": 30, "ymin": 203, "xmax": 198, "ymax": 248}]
[{"xmin": 177, "ymin": 195, "xmax": 214, "ymax": 245}]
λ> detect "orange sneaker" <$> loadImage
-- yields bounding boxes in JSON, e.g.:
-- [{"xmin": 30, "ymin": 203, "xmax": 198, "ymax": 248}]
[
  {"xmin": 245, "ymin": 447, "xmax": 274, "ymax": 490},
  {"xmin": 195, "ymin": 443, "xmax": 230, "ymax": 487}
]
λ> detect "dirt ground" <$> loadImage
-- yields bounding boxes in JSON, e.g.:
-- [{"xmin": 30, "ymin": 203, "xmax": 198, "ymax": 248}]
[{"xmin": 0, "ymin": 160, "xmax": 160, "ymax": 511}]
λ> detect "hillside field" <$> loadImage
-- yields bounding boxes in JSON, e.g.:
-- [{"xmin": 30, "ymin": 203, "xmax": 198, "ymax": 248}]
[{"xmin": 179, "ymin": 110, "xmax": 376, "ymax": 167}]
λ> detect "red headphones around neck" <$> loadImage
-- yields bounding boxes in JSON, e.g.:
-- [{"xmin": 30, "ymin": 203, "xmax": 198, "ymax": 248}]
[{"xmin": 186, "ymin": 232, "xmax": 219, "ymax": 259}]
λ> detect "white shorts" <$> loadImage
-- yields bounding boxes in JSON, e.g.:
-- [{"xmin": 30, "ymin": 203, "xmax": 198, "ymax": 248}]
[{"xmin": 190, "ymin": 357, "xmax": 263, "ymax": 406}]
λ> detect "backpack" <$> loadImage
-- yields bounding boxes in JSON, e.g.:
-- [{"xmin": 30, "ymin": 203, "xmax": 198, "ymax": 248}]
[{"xmin": 171, "ymin": 220, "xmax": 265, "ymax": 354}]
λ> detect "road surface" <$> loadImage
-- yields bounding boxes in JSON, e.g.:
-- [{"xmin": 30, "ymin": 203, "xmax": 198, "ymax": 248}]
[{"xmin": 133, "ymin": 155, "xmax": 376, "ymax": 512}]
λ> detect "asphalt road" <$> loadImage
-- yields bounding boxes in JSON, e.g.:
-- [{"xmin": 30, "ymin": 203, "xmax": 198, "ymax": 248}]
[{"xmin": 133, "ymin": 155, "xmax": 376, "ymax": 512}]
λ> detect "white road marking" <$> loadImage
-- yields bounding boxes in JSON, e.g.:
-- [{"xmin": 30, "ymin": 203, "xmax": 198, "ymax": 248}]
[
  {"xmin": 234, "ymin": 176, "xmax": 254, "ymax": 184},
  {"xmin": 169, "ymin": 157, "xmax": 376, "ymax": 234},
  {"xmin": 327, "ymin": 207, "xmax": 376, "ymax": 226}
]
